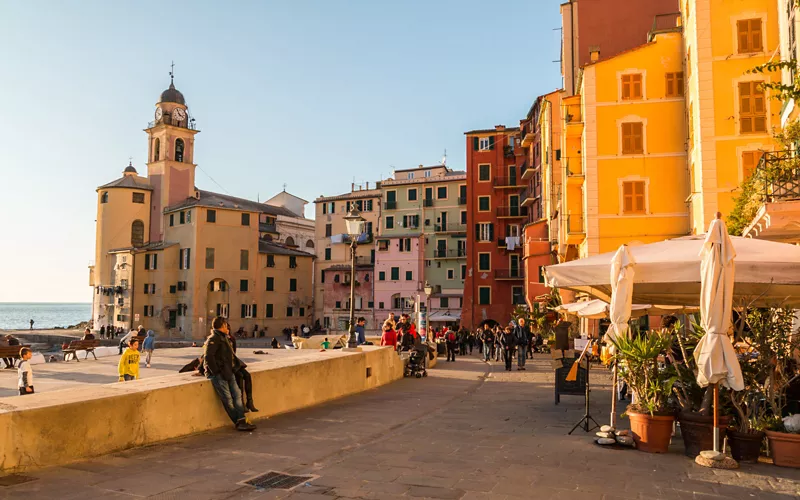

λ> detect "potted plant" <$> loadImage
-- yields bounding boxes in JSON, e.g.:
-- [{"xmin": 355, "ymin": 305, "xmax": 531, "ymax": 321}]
[
  {"xmin": 766, "ymin": 415, "xmax": 800, "ymax": 467},
  {"xmin": 613, "ymin": 329, "xmax": 677, "ymax": 453}
]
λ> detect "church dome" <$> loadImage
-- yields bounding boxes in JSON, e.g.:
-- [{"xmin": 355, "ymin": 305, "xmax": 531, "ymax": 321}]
[
  {"xmin": 123, "ymin": 162, "xmax": 137, "ymax": 174},
  {"xmin": 159, "ymin": 81, "xmax": 185, "ymax": 105}
]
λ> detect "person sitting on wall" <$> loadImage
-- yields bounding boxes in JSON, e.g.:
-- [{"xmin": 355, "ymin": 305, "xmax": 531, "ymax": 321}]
[
  {"xmin": 225, "ymin": 322, "xmax": 259, "ymax": 413},
  {"xmin": 271, "ymin": 337, "xmax": 280, "ymax": 349},
  {"xmin": 355, "ymin": 317, "xmax": 366, "ymax": 345}
]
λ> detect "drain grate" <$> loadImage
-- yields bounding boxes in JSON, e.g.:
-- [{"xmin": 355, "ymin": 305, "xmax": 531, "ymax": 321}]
[
  {"xmin": 241, "ymin": 471, "xmax": 315, "ymax": 491},
  {"xmin": 0, "ymin": 474, "xmax": 37, "ymax": 487}
]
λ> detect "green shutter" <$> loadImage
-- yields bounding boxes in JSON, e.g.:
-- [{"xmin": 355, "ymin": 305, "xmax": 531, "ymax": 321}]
[
  {"xmin": 473, "ymin": 137, "xmax": 479, "ymax": 151},
  {"xmin": 489, "ymin": 136, "xmax": 495, "ymax": 150},
  {"xmin": 488, "ymin": 223, "xmax": 494, "ymax": 241}
]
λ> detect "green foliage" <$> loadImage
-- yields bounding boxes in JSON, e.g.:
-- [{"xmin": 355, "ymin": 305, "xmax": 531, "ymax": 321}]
[
  {"xmin": 666, "ymin": 320, "xmax": 709, "ymax": 413},
  {"xmin": 612, "ymin": 330, "xmax": 676, "ymax": 416},
  {"xmin": 749, "ymin": 59, "xmax": 800, "ymax": 103}
]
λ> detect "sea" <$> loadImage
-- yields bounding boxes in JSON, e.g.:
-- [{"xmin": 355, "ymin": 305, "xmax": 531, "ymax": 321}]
[{"xmin": 0, "ymin": 303, "xmax": 92, "ymax": 330}]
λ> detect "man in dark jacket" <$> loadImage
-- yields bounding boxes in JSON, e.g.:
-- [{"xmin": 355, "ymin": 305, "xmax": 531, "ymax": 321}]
[
  {"xmin": 204, "ymin": 317, "xmax": 255, "ymax": 431},
  {"xmin": 224, "ymin": 324, "xmax": 258, "ymax": 413},
  {"xmin": 479, "ymin": 328, "xmax": 495, "ymax": 362},
  {"xmin": 499, "ymin": 327, "xmax": 517, "ymax": 371},
  {"xmin": 513, "ymin": 318, "xmax": 531, "ymax": 371}
]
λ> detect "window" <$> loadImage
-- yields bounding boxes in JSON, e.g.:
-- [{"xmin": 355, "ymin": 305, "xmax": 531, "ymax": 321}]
[
  {"xmin": 205, "ymin": 248, "xmax": 215, "ymax": 269},
  {"xmin": 405, "ymin": 271, "xmax": 413, "ymax": 281},
  {"xmin": 289, "ymin": 256, "xmax": 297, "ymax": 268},
  {"xmin": 398, "ymin": 238, "xmax": 412, "ymax": 252},
  {"xmin": 739, "ymin": 81, "xmax": 766, "ymax": 133},
  {"xmin": 144, "ymin": 253, "xmax": 158, "ymax": 270},
  {"xmin": 179, "ymin": 211, "xmax": 185, "ymax": 224},
  {"xmin": 266, "ymin": 304, "xmax": 274, "ymax": 318},
  {"xmin": 408, "ymin": 188, "xmax": 417, "ymax": 201},
  {"xmin": 306, "ymin": 240, "xmax": 315, "ymax": 249},
  {"xmin": 476, "ymin": 223, "xmax": 493, "ymax": 242},
  {"xmin": 169, "ymin": 285, "xmax": 177, "ymax": 294},
  {"xmin": 240, "ymin": 249, "xmax": 249, "ymax": 270},
  {"xmin": 622, "ymin": 181, "xmax": 646, "ymax": 214},
  {"xmin": 290, "ymin": 278, "xmax": 297, "ymax": 292},
  {"xmin": 266, "ymin": 277, "xmax": 274, "ymax": 291},
  {"xmin": 207, "ymin": 209, "xmax": 216, "ymax": 223},
  {"xmin": 186, "ymin": 210, "xmax": 191, "ymax": 223},
  {"xmin": 621, "ymin": 122, "xmax": 644, "ymax": 154},
  {"xmin": 447, "ymin": 269, "xmax": 455, "ymax": 280},
  {"xmin": 742, "ymin": 151, "xmax": 761, "ymax": 179},
  {"xmin": 555, "ymin": 149, "xmax": 561, "ymax": 160},
  {"xmin": 300, "ymin": 307, "xmax": 305, "ymax": 317},
  {"xmin": 324, "ymin": 248, "xmax": 331, "ymax": 261},
  {"xmin": 437, "ymin": 186, "xmax": 447, "ymax": 199},
  {"xmin": 285, "ymin": 236, "xmax": 295, "ymax": 247},
  {"xmin": 665, "ymin": 72, "xmax": 684, "ymax": 97},
  {"xmin": 240, "ymin": 279, "xmax": 249, "ymax": 292},
  {"xmin": 241, "ymin": 213, "xmax": 250, "ymax": 226},
  {"xmin": 385, "ymin": 216, "xmax": 394, "ymax": 229},
  {"xmin": 461, "ymin": 264, "xmax": 467, "ymax": 280},
  {"xmin": 177, "ymin": 281, "xmax": 187, "ymax": 291},
  {"xmin": 478, "ymin": 136, "xmax": 494, "ymax": 150},
  {"xmin": 402, "ymin": 216, "xmax": 419, "ymax": 229},
  {"xmin": 287, "ymin": 307, "xmax": 293, "ymax": 317},
  {"xmin": 379, "ymin": 271, "xmax": 386, "ymax": 281},
  {"xmin": 478, "ymin": 196, "xmax": 490, "ymax": 211},
  {"xmin": 737, "ymin": 19, "xmax": 763, "ymax": 53},
  {"xmin": 153, "ymin": 138, "xmax": 160, "ymax": 161},
  {"xmin": 336, "ymin": 301, "xmax": 342, "ymax": 309},
  {"xmin": 621, "ymin": 73, "xmax": 643, "ymax": 100},
  {"xmin": 100, "ymin": 191, "xmax": 108, "ymax": 203},
  {"xmin": 325, "ymin": 224, "xmax": 332, "ymax": 237},
  {"xmin": 441, "ymin": 297, "xmax": 450, "ymax": 308},
  {"xmin": 143, "ymin": 305, "xmax": 154, "ymax": 317},
  {"xmin": 321, "ymin": 270, "xmax": 325, "ymax": 283},
  {"xmin": 479, "ymin": 164, "xmax": 490, "ymax": 181},
  {"xmin": 478, "ymin": 253, "xmax": 491, "ymax": 271},
  {"xmin": 461, "ymin": 211, "xmax": 467, "ymax": 224},
  {"xmin": 175, "ymin": 138, "xmax": 185, "ymax": 162},
  {"xmin": 512, "ymin": 286, "xmax": 525, "ymax": 305},
  {"xmin": 240, "ymin": 304, "xmax": 257, "ymax": 319},
  {"xmin": 391, "ymin": 267, "xmax": 400, "ymax": 280},
  {"xmin": 132, "ymin": 192, "xmax": 145, "ymax": 204},
  {"xmin": 169, "ymin": 214, "xmax": 174, "ymax": 227},
  {"xmin": 424, "ymin": 170, "xmax": 432, "ymax": 178},
  {"xmin": 131, "ymin": 220, "xmax": 145, "ymax": 247},
  {"xmin": 479, "ymin": 287, "xmax": 491, "ymax": 305},
  {"xmin": 267, "ymin": 254, "xmax": 276, "ymax": 267}
]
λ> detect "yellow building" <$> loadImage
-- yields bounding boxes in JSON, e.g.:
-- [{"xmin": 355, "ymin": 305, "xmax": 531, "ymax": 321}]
[
  {"xmin": 578, "ymin": 29, "xmax": 690, "ymax": 256},
  {"xmin": 90, "ymin": 80, "xmax": 315, "ymax": 339},
  {"xmin": 683, "ymin": 0, "xmax": 781, "ymax": 234}
]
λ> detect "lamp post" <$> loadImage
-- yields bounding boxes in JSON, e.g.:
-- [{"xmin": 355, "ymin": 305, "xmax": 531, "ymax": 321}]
[
  {"xmin": 423, "ymin": 281, "xmax": 433, "ymax": 336},
  {"xmin": 344, "ymin": 209, "xmax": 366, "ymax": 350}
]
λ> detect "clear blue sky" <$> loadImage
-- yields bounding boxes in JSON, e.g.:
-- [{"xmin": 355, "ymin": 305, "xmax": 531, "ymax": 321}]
[{"xmin": 0, "ymin": 1, "xmax": 562, "ymax": 302}]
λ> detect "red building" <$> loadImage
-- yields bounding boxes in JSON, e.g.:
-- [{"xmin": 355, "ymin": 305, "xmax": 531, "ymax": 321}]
[{"xmin": 462, "ymin": 125, "xmax": 526, "ymax": 329}]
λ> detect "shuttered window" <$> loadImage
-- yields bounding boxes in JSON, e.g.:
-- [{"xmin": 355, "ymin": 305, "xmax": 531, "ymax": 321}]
[
  {"xmin": 739, "ymin": 81, "xmax": 766, "ymax": 133},
  {"xmin": 737, "ymin": 19, "xmax": 763, "ymax": 53},
  {"xmin": 621, "ymin": 122, "xmax": 644, "ymax": 154},
  {"xmin": 742, "ymin": 151, "xmax": 761, "ymax": 179},
  {"xmin": 478, "ymin": 253, "xmax": 490, "ymax": 271},
  {"xmin": 205, "ymin": 248, "xmax": 215, "ymax": 269},
  {"xmin": 622, "ymin": 181, "xmax": 646, "ymax": 214},
  {"xmin": 240, "ymin": 249, "xmax": 249, "ymax": 271},
  {"xmin": 478, "ymin": 287, "xmax": 491, "ymax": 305},
  {"xmin": 621, "ymin": 74, "xmax": 643, "ymax": 100},
  {"xmin": 665, "ymin": 72, "xmax": 684, "ymax": 97}
]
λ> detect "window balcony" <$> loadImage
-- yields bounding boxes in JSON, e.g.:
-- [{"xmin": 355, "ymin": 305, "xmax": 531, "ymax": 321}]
[
  {"xmin": 493, "ymin": 177, "xmax": 523, "ymax": 189},
  {"xmin": 146, "ymin": 114, "xmax": 198, "ymax": 130},
  {"xmin": 504, "ymin": 145, "xmax": 517, "ymax": 158},
  {"xmin": 521, "ymin": 187, "xmax": 539, "ymax": 207},
  {"xmin": 434, "ymin": 223, "xmax": 467, "ymax": 234},
  {"xmin": 458, "ymin": 196, "xmax": 467, "ymax": 205},
  {"xmin": 497, "ymin": 206, "xmax": 528, "ymax": 218},
  {"xmin": 258, "ymin": 222, "xmax": 278, "ymax": 233},
  {"xmin": 495, "ymin": 269, "xmax": 524, "ymax": 280},
  {"xmin": 434, "ymin": 249, "xmax": 467, "ymax": 259},
  {"xmin": 384, "ymin": 201, "xmax": 397, "ymax": 210},
  {"xmin": 497, "ymin": 236, "xmax": 521, "ymax": 250},
  {"xmin": 423, "ymin": 198, "xmax": 434, "ymax": 207}
]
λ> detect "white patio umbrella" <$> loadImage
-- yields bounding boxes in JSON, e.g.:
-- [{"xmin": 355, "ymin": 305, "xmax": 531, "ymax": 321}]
[
  {"xmin": 607, "ymin": 246, "xmax": 635, "ymax": 429},
  {"xmin": 695, "ymin": 215, "xmax": 744, "ymax": 457}
]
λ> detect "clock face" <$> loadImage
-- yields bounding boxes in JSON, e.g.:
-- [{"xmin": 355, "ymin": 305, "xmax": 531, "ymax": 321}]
[
  {"xmin": 155, "ymin": 107, "xmax": 163, "ymax": 121},
  {"xmin": 173, "ymin": 108, "xmax": 187, "ymax": 122}
]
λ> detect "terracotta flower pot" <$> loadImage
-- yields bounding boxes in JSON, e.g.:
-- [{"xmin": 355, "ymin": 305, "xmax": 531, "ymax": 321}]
[
  {"xmin": 628, "ymin": 411, "xmax": 676, "ymax": 453},
  {"xmin": 728, "ymin": 429, "xmax": 765, "ymax": 463},
  {"xmin": 677, "ymin": 411, "xmax": 731, "ymax": 458},
  {"xmin": 766, "ymin": 430, "xmax": 800, "ymax": 468}
]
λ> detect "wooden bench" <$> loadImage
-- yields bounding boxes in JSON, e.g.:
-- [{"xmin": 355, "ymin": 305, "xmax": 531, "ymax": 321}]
[
  {"xmin": 0, "ymin": 345, "xmax": 31, "ymax": 368},
  {"xmin": 63, "ymin": 339, "xmax": 100, "ymax": 362}
]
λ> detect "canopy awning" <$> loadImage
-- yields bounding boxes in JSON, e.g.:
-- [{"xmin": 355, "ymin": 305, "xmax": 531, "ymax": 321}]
[{"xmin": 429, "ymin": 312, "xmax": 461, "ymax": 321}]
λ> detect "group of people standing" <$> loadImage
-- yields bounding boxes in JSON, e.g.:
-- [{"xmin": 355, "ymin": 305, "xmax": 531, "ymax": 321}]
[
  {"xmin": 97, "ymin": 325, "xmax": 126, "ymax": 339},
  {"xmin": 477, "ymin": 318, "xmax": 539, "ymax": 371}
]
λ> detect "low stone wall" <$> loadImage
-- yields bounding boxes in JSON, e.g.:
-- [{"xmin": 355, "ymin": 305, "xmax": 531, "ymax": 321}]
[{"xmin": 0, "ymin": 346, "xmax": 403, "ymax": 472}]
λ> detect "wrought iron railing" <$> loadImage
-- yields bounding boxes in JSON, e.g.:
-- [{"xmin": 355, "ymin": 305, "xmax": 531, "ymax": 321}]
[
  {"xmin": 147, "ymin": 115, "xmax": 198, "ymax": 130},
  {"xmin": 497, "ymin": 206, "xmax": 528, "ymax": 217},
  {"xmin": 755, "ymin": 150, "xmax": 800, "ymax": 202},
  {"xmin": 384, "ymin": 201, "xmax": 397, "ymax": 210},
  {"xmin": 434, "ymin": 249, "xmax": 467, "ymax": 258},
  {"xmin": 493, "ymin": 176, "xmax": 522, "ymax": 188},
  {"xmin": 423, "ymin": 198, "xmax": 434, "ymax": 207},
  {"xmin": 434, "ymin": 223, "xmax": 467, "ymax": 233},
  {"xmin": 495, "ymin": 269, "xmax": 523, "ymax": 279},
  {"xmin": 258, "ymin": 222, "xmax": 277, "ymax": 233}
]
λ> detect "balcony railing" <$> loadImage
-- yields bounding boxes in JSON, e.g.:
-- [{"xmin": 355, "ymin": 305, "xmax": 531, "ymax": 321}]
[
  {"xmin": 493, "ymin": 177, "xmax": 522, "ymax": 188},
  {"xmin": 495, "ymin": 269, "xmax": 523, "ymax": 280},
  {"xmin": 458, "ymin": 196, "xmax": 467, "ymax": 205},
  {"xmin": 434, "ymin": 223, "xmax": 467, "ymax": 233},
  {"xmin": 755, "ymin": 150, "xmax": 800, "ymax": 202},
  {"xmin": 434, "ymin": 249, "xmax": 467, "ymax": 258},
  {"xmin": 504, "ymin": 145, "xmax": 516, "ymax": 158},
  {"xmin": 497, "ymin": 206, "xmax": 528, "ymax": 218},
  {"xmin": 147, "ymin": 115, "xmax": 198, "ymax": 130},
  {"xmin": 258, "ymin": 222, "xmax": 277, "ymax": 233},
  {"xmin": 648, "ymin": 12, "xmax": 682, "ymax": 41},
  {"xmin": 384, "ymin": 201, "xmax": 397, "ymax": 210},
  {"xmin": 497, "ymin": 236, "xmax": 521, "ymax": 249},
  {"xmin": 567, "ymin": 215, "xmax": 585, "ymax": 234},
  {"xmin": 423, "ymin": 198, "xmax": 434, "ymax": 207}
]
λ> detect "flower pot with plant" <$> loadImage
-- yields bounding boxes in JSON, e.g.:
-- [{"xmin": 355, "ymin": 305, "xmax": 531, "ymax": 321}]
[{"xmin": 613, "ymin": 329, "xmax": 677, "ymax": 453}]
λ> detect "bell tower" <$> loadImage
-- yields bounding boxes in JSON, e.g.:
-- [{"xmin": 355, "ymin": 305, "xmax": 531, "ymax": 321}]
[{"xmin": 145, "ymin": 67, "xmax": 199, "ymax": 242}]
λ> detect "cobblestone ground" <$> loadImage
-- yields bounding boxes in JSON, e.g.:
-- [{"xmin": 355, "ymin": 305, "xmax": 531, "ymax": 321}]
[{"xmin": 3, "ymin": 353, "xmax": 799, "ymax": 499}]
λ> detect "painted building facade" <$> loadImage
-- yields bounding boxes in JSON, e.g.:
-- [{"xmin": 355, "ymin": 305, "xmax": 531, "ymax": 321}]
[{"xmin": 89, "ymin": 81, "xmax": 314, "ymax": 339}]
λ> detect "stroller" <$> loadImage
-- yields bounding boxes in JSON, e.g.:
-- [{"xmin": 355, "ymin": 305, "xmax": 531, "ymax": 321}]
[{"xmin": 402, "ymin": 344, "xmax": 428, "ymax": 378}]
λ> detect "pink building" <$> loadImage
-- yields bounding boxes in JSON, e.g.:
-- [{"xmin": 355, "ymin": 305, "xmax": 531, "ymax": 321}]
[
  {"xmin": 320, "ymin": 265, "xmax": 376, "ymax": 333},
  {"xmin": 373, "ymin": 236, "xmax": 425, "ymax": 325}
]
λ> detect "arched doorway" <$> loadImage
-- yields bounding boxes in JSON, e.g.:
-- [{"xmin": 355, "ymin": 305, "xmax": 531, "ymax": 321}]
[{"xmin": 206, "ymin": 279, "xmax": 230, "ymax": 328}]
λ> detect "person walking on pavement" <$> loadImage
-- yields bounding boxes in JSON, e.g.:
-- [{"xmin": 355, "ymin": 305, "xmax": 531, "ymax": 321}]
[
  {"xmin": 445, "ymin": 327, "xmax": 457, "ymax": 362},
  {"xmin": 499, "ymin": 326, "xmax": 517, "ymax": 371},
  {"xmin": 142, "ymin": 330, "xmax": 156, "ymax": 368},
  {"xmin": 29, "ymin": 319, "xmax": 34, "ymax": 330},
  {"xmin": 513, "ymin": 318, "xmax": 531, "ymax": 371},
  {"xmin": 118, "ymin": 338, "xmax": 141, "ymax": 381},
  {"xmin": 480, "ymin": 327, "xmax": 495, "ymax": 362},
  {"xmin": 204, "ymin": 317, "xmax": 256, "ymax": 431},
  {"xmin": 494, "ymin": 326, "xmax": 503, "ymax": 362}
]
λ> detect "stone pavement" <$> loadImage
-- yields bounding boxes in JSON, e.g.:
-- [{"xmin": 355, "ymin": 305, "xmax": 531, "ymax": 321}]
[{"xmin": 2, "ymin": 353, "xmax": 799, "ymax": 499}]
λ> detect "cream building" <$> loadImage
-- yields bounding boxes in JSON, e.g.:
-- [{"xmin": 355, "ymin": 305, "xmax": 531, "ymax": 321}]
[{"xmin": 89, "ymin": 80, "xmax": 315, "ymax": 339}]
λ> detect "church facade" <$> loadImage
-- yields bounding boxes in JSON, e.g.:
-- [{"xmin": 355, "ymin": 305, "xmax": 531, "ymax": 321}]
[{"xmin": 89, "ymin": 80, "xmax": 315, "ymax": 339}]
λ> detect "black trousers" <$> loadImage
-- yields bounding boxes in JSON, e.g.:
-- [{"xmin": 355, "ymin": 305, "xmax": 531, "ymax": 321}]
[
  {"xmin": 503, "ymin": 349, "xmax": 513, "ymax": 371},
  {"xmin": 446, "ymin": 343, "xmax": 456, "ymax": 361},
  {"xmin": 19, "ymin": 385, "xmax": 34, "ymax": 395},
  {"xmin": 235, "ymin": 367, "xmax": 254, "ymax": 404}
]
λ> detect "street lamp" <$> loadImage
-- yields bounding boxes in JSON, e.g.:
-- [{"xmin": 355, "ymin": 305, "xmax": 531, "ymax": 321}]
[
  {"xmin": 344, "ymin": 209, "xmax": 366, "ymax": 350},
  {"xmin": 423, "ymin": 280, "xmax": 433, "ymax": 337}
]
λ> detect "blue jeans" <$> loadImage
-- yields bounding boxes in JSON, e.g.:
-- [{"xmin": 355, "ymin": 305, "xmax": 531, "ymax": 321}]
[
  {"xmin": 483, "ymin": 343, "xmax": 492, "ymax": 362},
  {"xmin": 517, "ymin": 347, "xmax": 526, "ymax": 367},
  {"xmin": 208, "ymin": 374, "xmax": 246, "ymax": 424}
]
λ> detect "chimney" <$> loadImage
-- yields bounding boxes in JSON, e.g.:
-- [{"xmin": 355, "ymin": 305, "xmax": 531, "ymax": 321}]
[
  {"xmin": 366, "ymin": 181, "xmax": 369, "ymax": 189},
  {"xmin": 351, "ymin": 182, "xmax": 355, "ymax": 192},
  {"xmin": 419, "ymin": 164, "xmax": 423, "ymax": 168},
  {"xmin": 589, "ymin": 46, "xmax": 600, "ymax": 62}
]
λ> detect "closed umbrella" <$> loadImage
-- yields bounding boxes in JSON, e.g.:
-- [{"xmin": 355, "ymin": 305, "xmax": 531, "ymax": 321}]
[
  {"xmin": 695, "ymin": 214, "xmax": 744, "ymax": 458},
  {"xmin": 607, "ymin": 246, "xmax": 635, "ymax": 429}
]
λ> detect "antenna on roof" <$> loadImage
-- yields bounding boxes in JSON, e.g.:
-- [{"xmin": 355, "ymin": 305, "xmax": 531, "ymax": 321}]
[
  {"xmin": 283, "ymin": 183, "xmax": 287, "ymax": 192},
  {"xmin": 169, "ymin": 61, "xmax": 175, "ymax": 84},
  {"xmin": 441, "ymin": 149, "xmax": 447, "ymax": 166}
]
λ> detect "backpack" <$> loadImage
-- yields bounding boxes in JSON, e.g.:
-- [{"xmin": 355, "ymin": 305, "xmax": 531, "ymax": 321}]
[{"xmin": 447, "ymin": 332, "xmax": 456, "ymax": 343}]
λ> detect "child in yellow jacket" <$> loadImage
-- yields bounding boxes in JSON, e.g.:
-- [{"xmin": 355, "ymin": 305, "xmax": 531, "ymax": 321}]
[{"xmin": 118, "ymin": 338, "xmax": 141, "ymax": 381}]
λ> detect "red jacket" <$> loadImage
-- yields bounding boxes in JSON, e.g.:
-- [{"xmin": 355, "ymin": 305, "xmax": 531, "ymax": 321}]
[{"xmin": 380, "ymin": 329, "xmax": 398, "ymax": 349}]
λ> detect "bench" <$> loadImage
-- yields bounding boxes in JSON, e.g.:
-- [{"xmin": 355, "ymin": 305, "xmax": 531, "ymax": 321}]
[
  {"xmin": 63, "ymin": 340, "xmax": 100, "ymax": 362},
  {"xmin": 0, "ymin": 345, "xmax": 32, "ymax": 368}
]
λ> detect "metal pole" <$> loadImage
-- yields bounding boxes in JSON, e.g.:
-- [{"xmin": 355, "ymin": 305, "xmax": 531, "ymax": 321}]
[
  {"xmin": 610, "ymin": 362, "xmax": 618, "ymax": 429},
  {"xmin": 713, "ymin": 383, "xmax": 719, "ymax": 452},
  {"xmin": 347, "ymin": 240, "xmax": 357, "ymax": 348}
]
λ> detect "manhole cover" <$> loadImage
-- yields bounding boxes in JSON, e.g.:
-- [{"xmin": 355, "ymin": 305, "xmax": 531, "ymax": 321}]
[
  {"xmin": 241, "ymin": 471, "xmax": 316, "ymax": 491},
  {"xmin": 0, "ymin": 474, "xmax": 37, "ymax": 487}
]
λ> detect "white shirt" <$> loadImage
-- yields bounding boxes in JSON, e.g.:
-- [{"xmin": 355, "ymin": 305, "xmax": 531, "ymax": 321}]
[{"xmin": 18, "ymin": 360, "xmax": 33, "ymax": 388}]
